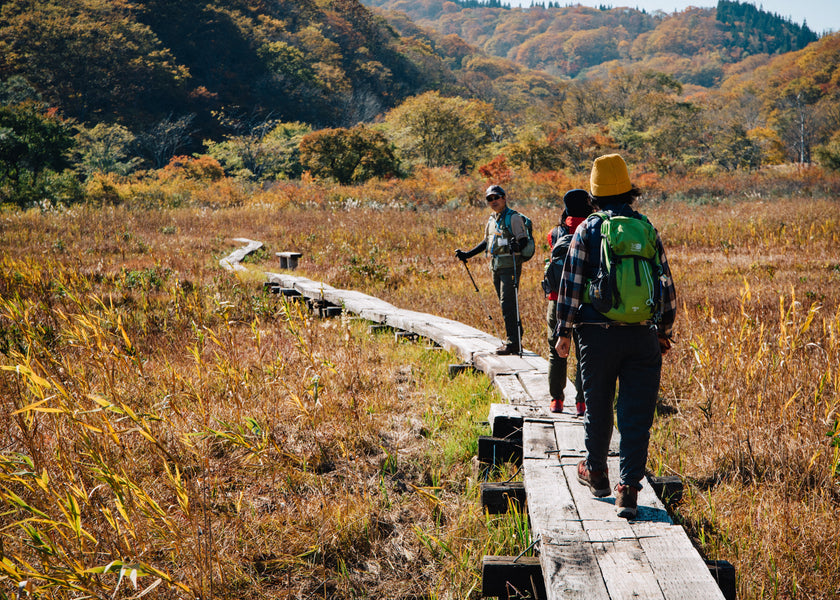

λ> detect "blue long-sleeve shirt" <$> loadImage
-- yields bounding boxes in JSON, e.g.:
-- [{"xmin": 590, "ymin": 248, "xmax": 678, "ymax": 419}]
[{"xmin": 554, "ymin": 206, "xmax": 676, "ymax": 338}]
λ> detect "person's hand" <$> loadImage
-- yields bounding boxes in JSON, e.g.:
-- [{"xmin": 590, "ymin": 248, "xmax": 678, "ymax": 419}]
[
  {"xmin": 658, "ymin": 335, "xmax": 672, "ymax": 355},
  {"xmin": 509, "ymin": 238, "xmax": 520, "ymax": 252},
  {"xmin": 554, "ymin": 335, "xmax": 571, "ymax": 358},
  {"xmin": 455, "ymin": 249, "xmax": 468, "ymax": 263}
]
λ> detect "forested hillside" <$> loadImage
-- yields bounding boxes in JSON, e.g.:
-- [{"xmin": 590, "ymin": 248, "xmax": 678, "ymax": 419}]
[
  {"xmin": 0, "ymin": 0, "xmax": 455, "ymax": 134},
  {"xmin": 364, "ymin": 0, "xmax": 818, "ymax": 86},
  {"xmin": 1, "ymin": 0, "xmax": 839, "ymax": 209}
]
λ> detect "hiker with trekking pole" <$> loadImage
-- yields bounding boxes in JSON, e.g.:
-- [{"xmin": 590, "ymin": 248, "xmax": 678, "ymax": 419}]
[
  {"xmin": 455, "ymin": 185, "xmax": 535, "ymax": 355},
  {"xmin": 553, "ymin": 153, "xmax": 676, "ymax": 519}
]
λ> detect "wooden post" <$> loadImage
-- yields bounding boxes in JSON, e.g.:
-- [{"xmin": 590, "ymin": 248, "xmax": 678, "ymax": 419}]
[
  {"xmin": 480, "ymin": 482, "xmax": 526, "ymax": 514},
  {"xmin": 478, "ymin": 436, "xmax": 522, "ymax": 466},
  {"xmin": 448, "ymin": 363, "xmax": 476, "ymax": 378},
  {"xmin": 481, "ymin": 556, "xmax": 545, "ymax": 599},
  {"xmin": 647, "ymin": 474, "xmax": 683, "ymax": 508},
  {"xmin": 706, "ymin": 560, "xmax": 737, "ymax": 600},
  {"xmin": 488, "ymin": 404, "xmax": 524, "ymax": 443},
  {"xmin": 276, "ymin": 252, "xmax": 303, "ymax": 270}
]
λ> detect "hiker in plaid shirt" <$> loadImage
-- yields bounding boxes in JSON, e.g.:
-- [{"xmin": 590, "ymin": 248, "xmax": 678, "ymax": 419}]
[{"xmin": 553, "ymin": 154, "xmax": 676, "ymax": 519}]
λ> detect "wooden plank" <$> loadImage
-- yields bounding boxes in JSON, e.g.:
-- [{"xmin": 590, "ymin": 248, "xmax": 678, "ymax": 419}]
[
  {"xmin": 520, "ymin": 353, "xmax": 550, "ymax": 373},
  {"xmin": 473, "ymin": 353, "xmax": 535, "ymax": 378},
  {"xmin": 439, "ymin": 335, "xmax": 500, "ymax": 362},
  {"xmin": 522, "ymin": 456, "xmax": 579, "ymax": 534},
  {"xmin": 539, "ymin": 538, "xmax": 611, "ymax": 600},
  {"xmin": 522, "ymin": 420, "xmax": 560, "ymax": 461},
  {"xmin": 553, "ymin": 420, "xmax": 620, "ymax": 467},
  {"xmin": 585, "ymin": 525, "xmax": 666, "ymax": 599},
  {"xmin": 640, "ymin": 527, "xmax": 728, "ymax": 600},
  {"xmin": 220, "ymin": 238, "xmax": 262, "ymax": 272},
  {"xmin": 522, "ymin": 447, "xmax": 609, "ymax": 600},
  {"xmin": 518, "ymin": 370, "xmax": 551, "ymax": 403},
  {"xmin": 492, "ymin": 374, "xmax": 532, "ymax": 404}
]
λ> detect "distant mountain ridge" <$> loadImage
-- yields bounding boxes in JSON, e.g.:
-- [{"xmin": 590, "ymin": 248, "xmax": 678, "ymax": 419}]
[{"xmin": 362, "ymin": 0, "xmax": 818, "ymax": 86}]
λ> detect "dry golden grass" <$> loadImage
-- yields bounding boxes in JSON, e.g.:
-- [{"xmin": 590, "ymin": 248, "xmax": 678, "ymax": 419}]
[{"xmin": 1, "ymin": 189, "xmax": 839, "ymax": 599}]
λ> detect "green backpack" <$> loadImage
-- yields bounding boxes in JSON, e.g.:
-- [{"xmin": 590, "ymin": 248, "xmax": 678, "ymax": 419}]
[{"xmin": 585, "ymin": 211, "xmax": 661, "ymax": 323}]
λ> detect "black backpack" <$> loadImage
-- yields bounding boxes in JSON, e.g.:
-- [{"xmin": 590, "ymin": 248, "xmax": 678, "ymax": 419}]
[{"xmin": 541, "ymin": 225, "xmax": 573, "ymax": 296}]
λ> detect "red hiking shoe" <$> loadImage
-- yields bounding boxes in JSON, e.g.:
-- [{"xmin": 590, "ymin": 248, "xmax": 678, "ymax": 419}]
[
  {"xmin": 615, "ymin": 483, "xmax": 639, "ymax": 519},
  {"xmin": 550, "ymin": 398, "xmax": 563, "ymax": 413},
  {"xmin": 577, "ymin": 460, "xmax": 610, "ymax": 497}
]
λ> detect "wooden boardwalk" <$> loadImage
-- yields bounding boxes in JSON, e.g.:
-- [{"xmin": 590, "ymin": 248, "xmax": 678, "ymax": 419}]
[{"xmin": 262, "ymin": 266, "xmax": 730, "ymax": 599}]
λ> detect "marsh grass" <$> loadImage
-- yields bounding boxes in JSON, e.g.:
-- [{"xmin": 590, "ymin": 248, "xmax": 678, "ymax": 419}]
[
  {"xmin": 0, "ymin": 235, "xmax": 519, "ymax": 598},
  {"xmin": 1, "ymin": 192, "xmax": 839, "ymax": 598}
]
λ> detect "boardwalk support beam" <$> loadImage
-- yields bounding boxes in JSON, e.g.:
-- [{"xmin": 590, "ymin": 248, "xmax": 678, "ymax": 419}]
[
  {"xmin": 481, "ymin": 556, "xmax": 545, "ymax": 599},
  {"xmin": 480, "ymin": 482, "xmax": 526, "ymax": 514},
  {"xmin": 448, "ymin": 363, "xmax": 476, "ymax": 378},
  {"xmin": 707, "ymin": 560, "xmax": 737, "ymax": 600},
  {"xmin": 276, "ymin": 252, "xmax": 302, "ymax": 270},
  {"xmin": 647, "ymin": 474, "xmax": 684, "ymax": 508},
  {"xmin": 478, "ymin": 436, "xmax": 522, "ymax": 466},
  {"xmin": 310, "ymin": 299, "xmax": 341, "ymax": 318}
]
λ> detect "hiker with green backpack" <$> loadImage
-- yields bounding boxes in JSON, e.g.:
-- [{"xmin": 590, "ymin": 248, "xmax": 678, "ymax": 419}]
[
  {"xmin": 553, "ymin": 154, "xmax": 676, "ymax": 519},
  {"xmin": 456, "ymin": 185, "xmax": 535, "ymax": 355}
]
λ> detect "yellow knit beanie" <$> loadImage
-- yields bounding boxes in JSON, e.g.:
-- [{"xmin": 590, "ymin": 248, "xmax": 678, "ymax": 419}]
[{"xmin": 590, "ymin": 154, "xmax": 632, "ymax": 197}]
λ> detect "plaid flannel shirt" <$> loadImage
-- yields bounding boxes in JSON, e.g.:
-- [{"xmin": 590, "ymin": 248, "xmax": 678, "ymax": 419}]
[{"xmin": 554, "ymin": 218, "xmax": 677, "ymax": 338}]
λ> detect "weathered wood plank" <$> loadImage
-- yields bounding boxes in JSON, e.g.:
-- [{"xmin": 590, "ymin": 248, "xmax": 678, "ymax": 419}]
[
  {"xmin": 220, "ymin": 238, "xmax": 262, "ymax": 272},
  {"xmin": 439, "ymin": 335, "xmax": 500, "ymax": 362},
  {"xmin": 492, "ymin": 374, "xmax": 532, "ymax": 404},
  {"xmin": 518, "ymin": 370, "xmax": 551, "ymax": 403},
  {"xmin": 522, "ymin": 456, "xmax": 579, "ymax": 534},
  {"xmin": 522, "ymin": 420, "xmax": 559, "ymax": 460},
  {"xmin": 519, "ymin": 353, "xmax": 550, "ymax": 373},
  {"xmin": 521, "ymin": 431, "xmax": 609, "ymax": 600},
  {"xmin": 639, "ymin": 527, "xmax": 728, "ymax": 600},
  {"xmin": 539, "ymin": 538, "xmax": 611, "ymax": 600},
  {"xmin": 473, "ymin": 353, "xmax": 536, "ymax": 377},
  {"xmin": 585, "ymin": 526, "xmax": 666, "ymax": 599}
]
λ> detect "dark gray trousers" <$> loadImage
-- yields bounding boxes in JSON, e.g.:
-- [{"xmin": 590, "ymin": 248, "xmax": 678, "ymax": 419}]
[
  {"xmin": 578, "ymin": 323, "xmax": 661, "ymax": 489},
  {"xmin": 492, "ymin": 264, "xmax": 521, "ymax": 349}
]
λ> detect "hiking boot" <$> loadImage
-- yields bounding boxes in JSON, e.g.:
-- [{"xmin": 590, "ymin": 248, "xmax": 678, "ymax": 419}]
[
  {"xmin": 615, "ymin": 483, "xmax": 638, "ymax": 519},
  {"xmin": 549, "ymin": 398, "xmax": 563, "ymax": 413},
  {"xmin": 575, "ymin": 401, "xmax": 585, "ymax": 417},
  {"xmin": 577, "ymin": 460, "xmax": 610, "ymax": 497},
  {"xmin": 495, "ymin": 343, "xmax": 520, "ymax": 355}
]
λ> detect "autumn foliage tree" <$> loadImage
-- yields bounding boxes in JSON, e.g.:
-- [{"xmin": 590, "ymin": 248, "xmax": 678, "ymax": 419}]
[
  {"xmin": 384, "ymin": 91, "xmax": 497, "ymax": 172},
  {"xmin": 299, "ymin": 125, "xmax": 399, "ymax": 184}
]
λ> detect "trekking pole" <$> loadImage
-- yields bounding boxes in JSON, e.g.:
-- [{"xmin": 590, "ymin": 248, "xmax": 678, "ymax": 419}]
[{"xmin": 461, "ymin": 259, "xmax": 495, "ymax": 325}]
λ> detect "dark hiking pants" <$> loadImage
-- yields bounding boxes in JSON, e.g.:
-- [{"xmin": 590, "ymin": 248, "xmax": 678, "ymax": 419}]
[
  {"xmin": 547, "ymin": 299, "xmax": 582, "ymax": 402},
  {"xmin": 493, "ymin": 264, "xmax": 522, "ymax": 350},
  {"xmin": 578, "ymin": 323, "xmax": 661, "ymax": 489}
]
